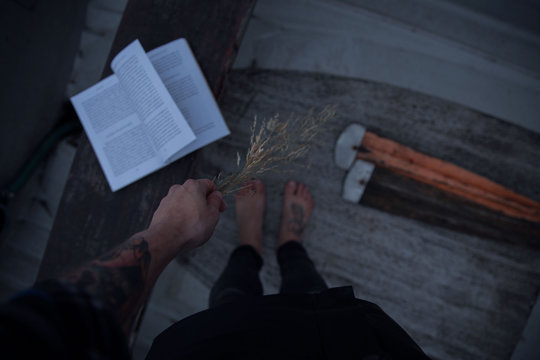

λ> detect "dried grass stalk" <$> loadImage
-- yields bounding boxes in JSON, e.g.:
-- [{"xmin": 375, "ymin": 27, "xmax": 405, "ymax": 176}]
[{"xmin": 217, "ymin": 105, "xmax": 336, "ymax": 195}]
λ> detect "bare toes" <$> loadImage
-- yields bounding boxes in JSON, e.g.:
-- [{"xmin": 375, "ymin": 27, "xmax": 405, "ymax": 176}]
[
  {"xmin": 237, "ymin": 179, "xmax": 264, "ymax": 198},
  {"xmin": 251, "ymin": 179, "xmax": 265, "ymax": 193},
  {"xmin": 285, "ymin": 180, "xmax": 296, "ymax": 196},
  {"xmin": 236, "ymin": 181, "xmax": 253, "ymax": 197}
]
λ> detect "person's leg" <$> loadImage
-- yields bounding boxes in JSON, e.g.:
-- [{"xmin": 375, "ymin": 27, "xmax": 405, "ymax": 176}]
[
  {"xmin": 276, "ymin": 181, "xmax": 328, "ymax": 294},
  {"xmin": 209, "ymin": 180, "xmax": 266, "ymax": 308}
]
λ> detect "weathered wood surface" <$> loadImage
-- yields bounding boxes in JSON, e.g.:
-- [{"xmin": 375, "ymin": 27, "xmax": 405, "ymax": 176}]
[
  {"xmin": 184, "ymin": 69, "xmax": 540, "ymax": 360},
  {"xmin": 362, "ymin": 168, "xmax": 540, "ymax": 247},
  {"xmin": 38, "ymin": 0, "xmax": 256, "ymax": 280}
]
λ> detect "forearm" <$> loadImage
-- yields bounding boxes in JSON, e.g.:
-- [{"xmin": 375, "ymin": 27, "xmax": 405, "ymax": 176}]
[
  {"xmin": 59, "ymin": 179, "xmax": 225, "ymax": 334},
  {"xmin": 62, "ymin": 227, "xmax": 177, "ymax": 333}
]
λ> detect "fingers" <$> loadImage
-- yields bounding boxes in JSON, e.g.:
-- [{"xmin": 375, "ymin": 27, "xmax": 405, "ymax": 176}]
[
  {"xmin": 207, "ymin": 191, "xmax": 226, "ymax": 213},
  {"xmin": 196, "ymin": 178, "xmax": 218, "ymax": 195},
  {"xmin": 168, "ymin": 184, "xmax": 181, "ymax": 195},
  {"xmin": 172, "ymin": 179, "xmax": 225, "ymax": 212},
  {"xmin": 180, "ymin": 178, "xmax": 226, "ymax": 211},
  {"xmin": 182, "ymin": 178, "xmax": 218, "ymax": 196}
]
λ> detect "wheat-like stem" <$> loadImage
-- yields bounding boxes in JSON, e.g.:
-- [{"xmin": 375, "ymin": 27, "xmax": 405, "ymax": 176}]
[{"xmin": 217, "ymin": 105, "xmax": 336, "ymax": 195}]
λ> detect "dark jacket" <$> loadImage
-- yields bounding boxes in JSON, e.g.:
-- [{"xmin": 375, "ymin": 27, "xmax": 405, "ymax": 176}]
[{"xmin": 1, "ymin": 283, "xmax": 429, "ymax": 359}]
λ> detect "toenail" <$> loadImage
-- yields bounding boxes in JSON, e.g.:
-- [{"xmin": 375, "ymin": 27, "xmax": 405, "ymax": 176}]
[{"xmin": 288, "ymin": 181, "xmax": 296, "ymax": 187}]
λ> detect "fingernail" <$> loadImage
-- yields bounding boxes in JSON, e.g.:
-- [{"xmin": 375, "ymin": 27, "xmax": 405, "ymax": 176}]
[{"xmin": 288, "ymin": 181, "xmax": 296, "ymax": 188}]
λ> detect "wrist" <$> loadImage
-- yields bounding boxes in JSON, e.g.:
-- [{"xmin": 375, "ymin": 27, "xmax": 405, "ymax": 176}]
[{"xmin": 143, "ymin": 224, "xmax": 187, "ymax": 261}]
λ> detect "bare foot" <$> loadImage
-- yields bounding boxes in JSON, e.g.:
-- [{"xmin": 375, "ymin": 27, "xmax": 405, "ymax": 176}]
[
  {"xmin": 277, "ymin": 180, "xmax": 314, "ymax": 248},
  {"xmin": 235, "ymin": 179, "xmax": 266, "ymax": 255}
]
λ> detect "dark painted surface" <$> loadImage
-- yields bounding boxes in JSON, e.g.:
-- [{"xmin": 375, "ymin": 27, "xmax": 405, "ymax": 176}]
[{"xmin": 0, "ymin": 0, "xmax": 87, "ymax": 188}]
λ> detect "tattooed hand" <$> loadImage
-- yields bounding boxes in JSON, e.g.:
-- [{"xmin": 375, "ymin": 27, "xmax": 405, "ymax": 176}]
[
  {"xmin": 63, "ymin": 179, "xmax": 226, "ymax": 335},
  {"xmin": 150, "ymin": 179, "xmax": 226, "ymax": 253}
]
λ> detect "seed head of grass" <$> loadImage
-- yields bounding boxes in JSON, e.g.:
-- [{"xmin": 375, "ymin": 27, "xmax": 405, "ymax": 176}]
[{"xmin": 217, "ymin": 105, "xmax": 336, "ymax": 195}]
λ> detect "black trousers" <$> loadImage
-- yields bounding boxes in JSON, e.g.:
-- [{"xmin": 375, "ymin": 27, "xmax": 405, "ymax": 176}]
[
  {"xmin": 209, "ymin": 241, "xmax": 328, "ymax": 308},
  {"xmin": 148, "ymin": 242, "xmax": 431, "ymax": 359}
]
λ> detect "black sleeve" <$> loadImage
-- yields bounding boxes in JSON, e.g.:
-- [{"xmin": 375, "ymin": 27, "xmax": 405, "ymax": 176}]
[{"xmin": 0, "ymin": 280, "xmax": 130, "ymax": 360}]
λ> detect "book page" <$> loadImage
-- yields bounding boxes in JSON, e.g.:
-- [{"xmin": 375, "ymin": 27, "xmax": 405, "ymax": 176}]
[
  {"xmin": 111, "ymin": 40, "xmax": 196, "ymax": 162},
  {"xmin": 70, "ymin": 75, "xmax": 163, "ymax": 191},
  {"xmin": 147, "ymin": 39, "xmax": 230, "ymax": 161}
]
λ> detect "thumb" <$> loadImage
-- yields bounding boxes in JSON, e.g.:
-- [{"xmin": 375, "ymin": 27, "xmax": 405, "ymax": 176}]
[{"xmin": 207, "ymin": 191, "xmax": 226, "ymax": 213}]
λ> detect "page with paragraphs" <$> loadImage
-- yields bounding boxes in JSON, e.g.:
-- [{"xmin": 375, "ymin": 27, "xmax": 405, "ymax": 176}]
[
  {"xmin": 70, "ymin": 75, "xmax": 164, "ymax": 191},
  {"xmin": 147, "ymin": 39, "xmax": 230, "ymax": 161},
  {"xmin": 111, "ymin": 40, "xmax": 196, "ymax": 162}
]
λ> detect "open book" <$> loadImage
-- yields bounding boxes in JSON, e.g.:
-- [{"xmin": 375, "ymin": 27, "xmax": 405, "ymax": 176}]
[{"xmin": 70, "ymin": 39, "xmax": 230, "ymax": 191}]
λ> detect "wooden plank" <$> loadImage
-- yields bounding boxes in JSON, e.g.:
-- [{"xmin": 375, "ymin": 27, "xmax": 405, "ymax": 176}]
[
  {"xmin": 38, "ymin": 0, "xmax": 255, "ymax": 281},
  {"xmin": 186, "ymin": 69, "xmax": 540, "ymax": 360},
  {"xmin": 361, "ymin": 168, "xmax": 540, "ymax": 247}
]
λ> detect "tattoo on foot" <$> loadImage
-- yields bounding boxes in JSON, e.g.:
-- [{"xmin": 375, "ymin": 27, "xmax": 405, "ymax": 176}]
[{"xmin": 288, "ymin": 203, "xmax": 305, "ymax": 237}]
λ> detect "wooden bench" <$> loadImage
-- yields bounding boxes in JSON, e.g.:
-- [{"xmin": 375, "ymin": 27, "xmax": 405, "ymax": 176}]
[{"xmin": 38, "ymin": 0, "xmax": 256, "ymax": 280}]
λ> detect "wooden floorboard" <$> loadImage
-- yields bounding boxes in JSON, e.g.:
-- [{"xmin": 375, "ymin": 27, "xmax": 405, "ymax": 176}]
[{"xmin": 183, "ymin": 69, "xmax": 540, "ymax": 360}]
